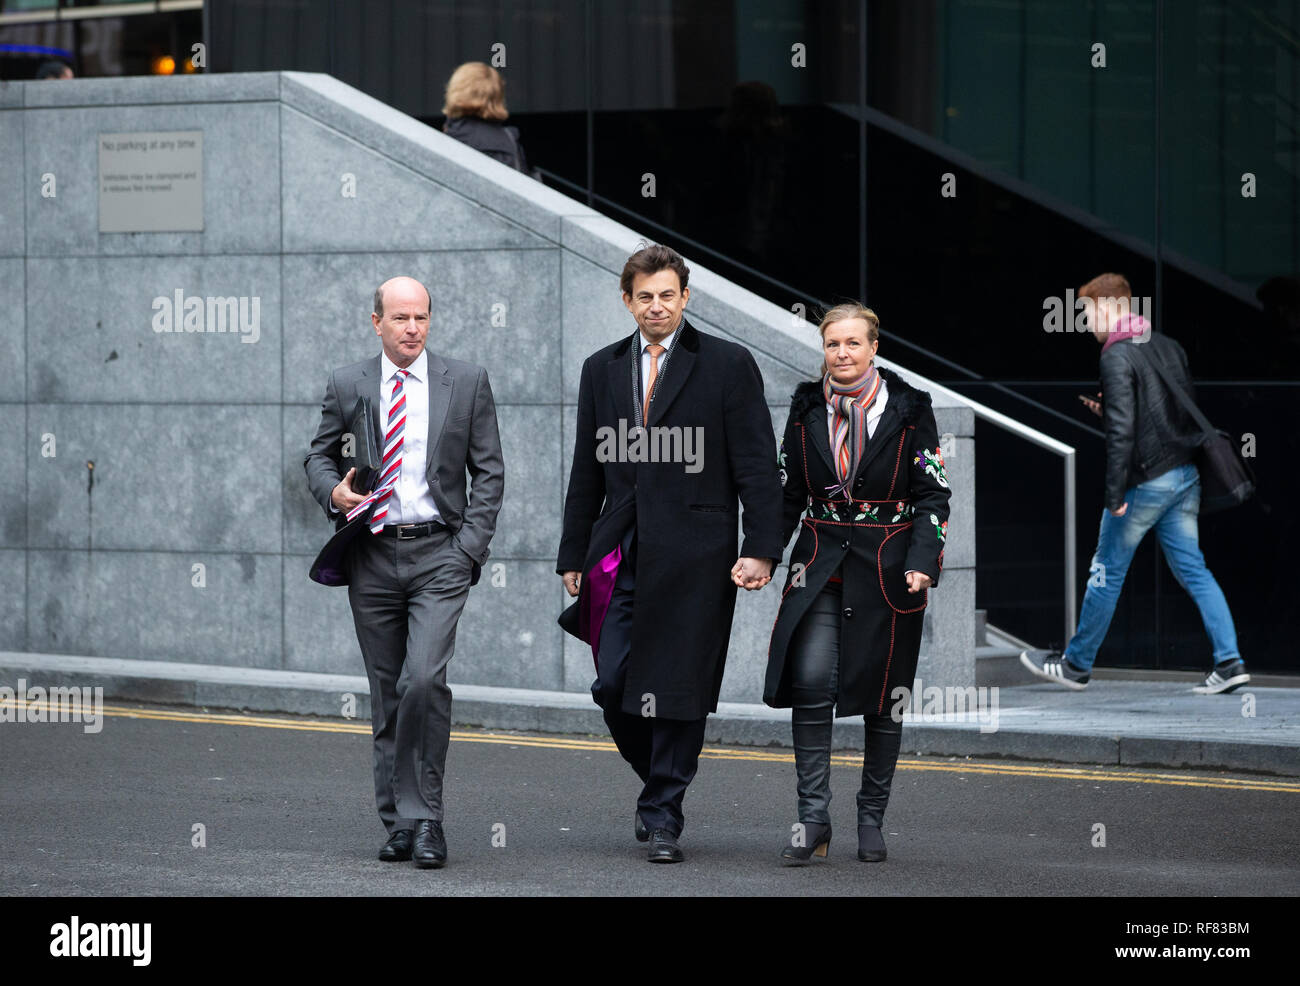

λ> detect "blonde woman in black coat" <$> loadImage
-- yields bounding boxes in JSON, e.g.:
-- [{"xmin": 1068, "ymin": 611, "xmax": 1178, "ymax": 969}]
[
  {"xmin": 765, "ymin": 304, "xmax": 951, "ymax": 864},
  {"xmin": 442, "ymin": 62, "xmax": 531, "ymax": 174}
]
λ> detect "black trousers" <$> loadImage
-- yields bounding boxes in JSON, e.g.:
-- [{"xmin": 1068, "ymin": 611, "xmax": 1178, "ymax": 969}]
[
  {"xmin": 787, "ymin": 578, "xmax": 903, "ymax": 827},
  {"xmin": 591, "ymin": 530, "xmax": 707, "ymax": 839}
]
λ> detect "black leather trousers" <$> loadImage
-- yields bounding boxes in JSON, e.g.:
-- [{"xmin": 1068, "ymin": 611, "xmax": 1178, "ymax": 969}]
[{"xmin": 788, "ymin": 579, "xmax": 904, "ymax": 826}]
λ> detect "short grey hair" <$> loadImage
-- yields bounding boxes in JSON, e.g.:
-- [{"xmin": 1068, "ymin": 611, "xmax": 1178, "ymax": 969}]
[{"xmin": 373, "ymin": 279, "xmax": 432, "ymax": 318}]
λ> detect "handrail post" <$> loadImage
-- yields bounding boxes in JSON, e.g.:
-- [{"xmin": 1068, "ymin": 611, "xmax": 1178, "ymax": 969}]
[{"xmin": 1064, "ymin": 449, "xmax": 1078, "ymax": 644}]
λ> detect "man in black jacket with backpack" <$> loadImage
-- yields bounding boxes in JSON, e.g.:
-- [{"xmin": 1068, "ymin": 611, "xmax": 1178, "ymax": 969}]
[{"xmin": 1021, "ymin": 273, "xmax": 1248, "ymax": 695}]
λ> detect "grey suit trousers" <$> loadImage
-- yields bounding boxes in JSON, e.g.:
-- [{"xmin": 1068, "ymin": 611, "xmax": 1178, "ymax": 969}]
[{"xmin": 347, "ymin": 525, "xmax": 473, "ymax": 831}]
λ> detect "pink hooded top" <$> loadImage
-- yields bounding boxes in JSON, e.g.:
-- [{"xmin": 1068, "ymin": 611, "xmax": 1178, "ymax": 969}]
[{"xmin": 1102, "ymin": 312, "xmax": 1151, "ymax": 352}]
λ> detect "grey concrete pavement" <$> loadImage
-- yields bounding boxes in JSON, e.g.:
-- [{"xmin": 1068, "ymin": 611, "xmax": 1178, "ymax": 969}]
[{"xmin": 2, "ymin": 702, "xmax": 1297, "ymax": 897}]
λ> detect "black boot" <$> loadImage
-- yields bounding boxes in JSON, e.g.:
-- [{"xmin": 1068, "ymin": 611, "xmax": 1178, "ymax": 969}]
[
  {"xmin": 782, "ymin": 711, "xmax": 834, "ymax": 864},
  {"xmin": 856, "ymin": 713, "xmax": 903, "ymax": 862},
  {"xmin": 857, "ymin": 823, "xmax": 886, "ymax": 862},
  {"xmin": 780, "ymin": 821, "xmax": 832, "ymax": 865},
  {"xmin": 792, "ymin": 711, "xmax": 833, "ymax": 820}
]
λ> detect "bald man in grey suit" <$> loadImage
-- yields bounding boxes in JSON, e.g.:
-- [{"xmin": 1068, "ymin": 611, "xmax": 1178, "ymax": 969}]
[{"xmin": 305, "ymin": 276, "xmax": 504, "ymax": 868}]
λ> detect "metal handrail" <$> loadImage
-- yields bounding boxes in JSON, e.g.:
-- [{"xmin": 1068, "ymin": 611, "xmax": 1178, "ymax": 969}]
[
  {"xmin": 879, "ymin": 358, "xmax": 1078, "ymax": 643},
  {"xmin": 536, "ymin": 167, "xmax": 1102, "ymax": 440},
  {"xmin": 534, "ymin": 166, "xmax": 1080, "ymax": 643}
]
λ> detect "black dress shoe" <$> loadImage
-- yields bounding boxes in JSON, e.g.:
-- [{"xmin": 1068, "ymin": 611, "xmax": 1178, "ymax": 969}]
[
  {"xmin": 779, "ymin": 821, "xmax": 832, "ymax": 866},
  {"xmin": 378, "ymin": 828, "xmax": 413, "ymax": 862},
  {"xmin": 634, "ymin": 812, "xmax": 650, "ymax": 843},
  {"xmin": 857, "ymin": 823, "xmax": 887, "ymax": 862},
  {"xmin": 413, "ymin": 819, "xmax": 447, "ymax": 869},
  {"xmin": 647, "ymin": 829, "xmax": 684, "ymax": 863}
]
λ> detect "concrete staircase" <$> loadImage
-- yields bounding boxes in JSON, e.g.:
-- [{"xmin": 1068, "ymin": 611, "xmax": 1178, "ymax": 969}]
[{"xmin": 975, "ymin": 610, "xmax": 1036, "ymax": 688}]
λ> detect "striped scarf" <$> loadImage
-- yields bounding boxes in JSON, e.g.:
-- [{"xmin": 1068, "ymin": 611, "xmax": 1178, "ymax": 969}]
[{"xmin": 823, "ymin": 364, "xmax": 882, "ymax": 497}]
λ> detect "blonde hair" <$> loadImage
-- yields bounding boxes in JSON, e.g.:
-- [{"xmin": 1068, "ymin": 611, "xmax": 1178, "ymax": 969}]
[
  {"xmin": 816, "ymin": 303, "xmax": 880, "ymax": 375},
  {"xmin": 443, "ymin": 62, "xmax": 508, "ymax": 121}
]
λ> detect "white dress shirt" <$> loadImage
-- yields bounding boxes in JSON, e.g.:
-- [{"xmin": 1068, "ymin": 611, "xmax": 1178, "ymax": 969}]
[
  {"xmin": 379, "ymin": 349, "xmax": 441, "ymax": 525},
  {"xmin": 639, "ymin": 319, "xmax": 680, "ymax": 411}
]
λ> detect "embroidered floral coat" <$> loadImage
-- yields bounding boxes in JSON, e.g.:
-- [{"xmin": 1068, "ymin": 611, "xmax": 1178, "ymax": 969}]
[{"xmin": 764, "ymin": 367, "xmax": 952, "ymax": 717}]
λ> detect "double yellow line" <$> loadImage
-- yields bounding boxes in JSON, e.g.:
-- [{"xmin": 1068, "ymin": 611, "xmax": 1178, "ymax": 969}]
[{"xmin": 8, "ymin": 700, "xmax": 1298, "ymax": 794}]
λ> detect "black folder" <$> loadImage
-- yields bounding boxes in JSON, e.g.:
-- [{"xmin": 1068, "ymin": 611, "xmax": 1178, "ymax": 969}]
[
  {"xmin": 309, "ymin": 397, "xmax": 379, "ymax": 587},
  {"xmin": 342, "ymin": 396, "xmax": 379, "ymax": 495}
]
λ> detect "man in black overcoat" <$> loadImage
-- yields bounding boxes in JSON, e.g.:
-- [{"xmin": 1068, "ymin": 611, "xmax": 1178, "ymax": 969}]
[{"xmin": 557, "ymin": 244, "xmax": 783, "ymax": 862}]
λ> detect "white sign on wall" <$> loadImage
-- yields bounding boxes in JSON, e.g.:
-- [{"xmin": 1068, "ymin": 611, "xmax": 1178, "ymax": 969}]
[{"xmin": 98, "ymin": 130, "xmax": 204, "ymax": 232}]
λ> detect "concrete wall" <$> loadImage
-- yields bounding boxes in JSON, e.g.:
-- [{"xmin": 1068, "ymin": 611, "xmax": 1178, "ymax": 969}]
[{"xmin": 0, "ymin": 71, "xmax": 976, "ymax": 701}]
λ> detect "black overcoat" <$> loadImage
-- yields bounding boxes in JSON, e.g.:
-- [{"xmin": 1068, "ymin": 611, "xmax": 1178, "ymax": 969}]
[
  {"xmin": 764, "ymin": 367, "xmax": 952, "ymax": 717},
  {"xmin": 557, "ymin": 318, "xmax": 784, "ymax": 721}
]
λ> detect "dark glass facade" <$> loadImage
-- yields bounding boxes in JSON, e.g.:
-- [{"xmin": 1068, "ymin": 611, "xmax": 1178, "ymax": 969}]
[
  {"xmin": 0, "ymin": 1, "xmax": 202, "ymax": 79},
  {"xmin": 17, "ymin": 0, "xmax": 1297, "ymax": 670}
]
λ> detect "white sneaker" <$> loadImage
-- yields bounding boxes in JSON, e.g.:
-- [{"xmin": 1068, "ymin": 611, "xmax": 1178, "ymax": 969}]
[
  {"xmin": 1019, "ymin": 649, "xmax": 1090, "ymax": 690},
  {"xmin": 1192, "ymin": 659, "xmax": 1250, "ymax": 695}
]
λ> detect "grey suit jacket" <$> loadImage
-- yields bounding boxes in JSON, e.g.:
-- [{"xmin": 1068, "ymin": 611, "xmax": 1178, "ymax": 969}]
[{"xmin": 303, "ymin": 350, "xmax": 505, "ymax": 566}]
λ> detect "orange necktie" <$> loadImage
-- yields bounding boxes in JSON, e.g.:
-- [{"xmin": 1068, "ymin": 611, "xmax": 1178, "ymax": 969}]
[{"xmin": 643, "ymin": 343, "xmax": 665, "ymax": 425}]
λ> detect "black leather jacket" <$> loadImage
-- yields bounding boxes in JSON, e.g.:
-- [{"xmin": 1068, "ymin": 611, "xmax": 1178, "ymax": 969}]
[{"xmin": 1099, "ymin": 333, "xmax": 1204, "ymax": 510}]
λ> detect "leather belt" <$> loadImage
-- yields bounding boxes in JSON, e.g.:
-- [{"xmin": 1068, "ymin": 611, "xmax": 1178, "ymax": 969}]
[{"xmin": 378, "ymin": 521, "xmax": 446, "ymax": 540}]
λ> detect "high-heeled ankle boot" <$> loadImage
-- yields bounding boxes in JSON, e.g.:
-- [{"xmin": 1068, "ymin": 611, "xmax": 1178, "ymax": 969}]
[
  {"xmin": 856, "ymin": 713, "xmax": 903, "ymax": 862},
  {"xmin": 782, "ymin": 713, "xmax": 833, "ymax": 864},
  {"xmin": 780, "ymin": 820, "xmax": 832, "ymax": 865},
  {"xmin": 857, "ymin": 822, "xmax": 886, "ymax": 862}
]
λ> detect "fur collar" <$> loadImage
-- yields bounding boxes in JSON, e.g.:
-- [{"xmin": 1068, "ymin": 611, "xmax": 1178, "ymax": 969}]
[{"xmin": 790, "ymin": 365, "xmax": 932, "ymax": 422}]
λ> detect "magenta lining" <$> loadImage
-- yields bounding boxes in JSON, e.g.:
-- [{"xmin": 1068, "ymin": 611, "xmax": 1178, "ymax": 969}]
[{"xmin": 578, "ymin": 545, "xmax": 622, "ymax": 667}]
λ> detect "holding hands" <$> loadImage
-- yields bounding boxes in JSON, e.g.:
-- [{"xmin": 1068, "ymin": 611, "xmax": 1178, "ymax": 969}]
[
  {"xmin": 562, "ymin": 558, "xmax": 772, "ymax": 597},
  {"xmin": 732, "ymin": 557, "xmax": 773, "ymax": 591}
]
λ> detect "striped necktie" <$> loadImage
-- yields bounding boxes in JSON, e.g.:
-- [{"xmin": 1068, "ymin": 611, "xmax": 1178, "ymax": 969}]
[{"xmin": 346, "ymin": 367, "xmax": 409, "ymax": 534}]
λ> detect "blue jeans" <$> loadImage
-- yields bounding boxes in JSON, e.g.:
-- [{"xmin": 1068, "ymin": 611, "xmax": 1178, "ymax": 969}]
[{"xmin": 1064, "ymin": 462, "xmax": 1240, "ymax": 672}]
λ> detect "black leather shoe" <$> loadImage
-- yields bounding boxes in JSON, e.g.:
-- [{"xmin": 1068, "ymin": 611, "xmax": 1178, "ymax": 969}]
[
  {"xmin": 378, "ymin": 828, "xmax": 413, "ymax": 862},
  {"xmin": 857, "ymin": 823, "xmax": 886, "ymax": 862},
  {"xmin": 780, "ymin": 821, "xmax": 831, "ymax": 866},
  {"xmin": 413, "ymin": 819, "xmax": 447, "ymax": 869},
  {"xmin": 634, "ymin": 812, "xmax": 650, "ymax": 843},
  {"xmin": 647, "ymin": 829, "xmax": 684, "ymax": 863}
]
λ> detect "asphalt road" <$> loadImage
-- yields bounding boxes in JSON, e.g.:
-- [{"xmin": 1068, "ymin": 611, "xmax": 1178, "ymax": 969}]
[{"xmin": 2, "ymin": 702, "xmax": 1297, "ymax": 896}]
